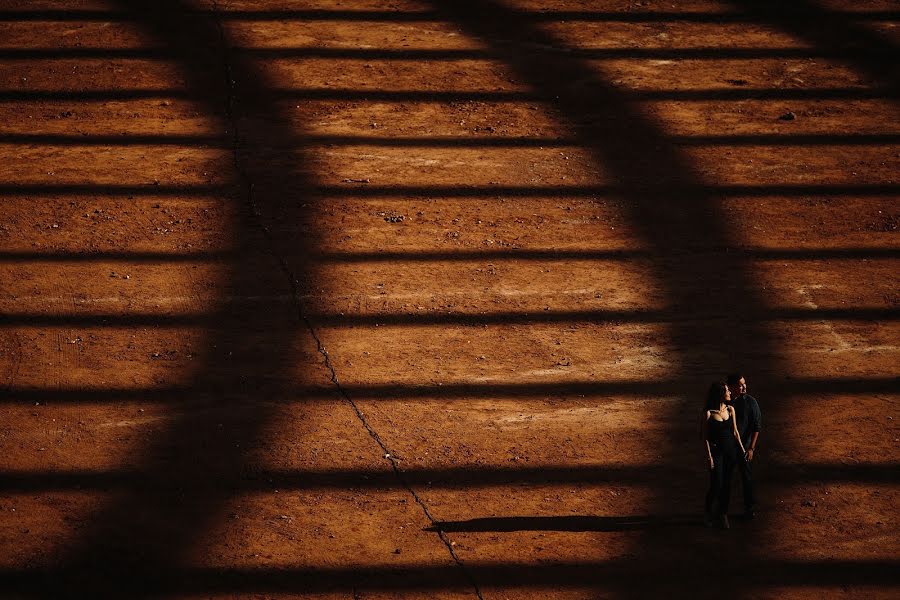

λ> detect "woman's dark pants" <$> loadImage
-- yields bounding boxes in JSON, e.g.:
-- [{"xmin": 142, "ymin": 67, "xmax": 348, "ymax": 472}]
[{"xmin": 705, "ymin": 444, "xmax": 738, "ymax": 516}]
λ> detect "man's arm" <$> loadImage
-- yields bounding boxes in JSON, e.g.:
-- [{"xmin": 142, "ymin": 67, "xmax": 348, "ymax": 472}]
[
  {"xmin": 745, "ymin": 431, "xmax": 760, "ymax": 461},
  {"xmin": 746, "ymin": 397, "xmax": 762, "ymax": 461},
  {"xmin": 730, "ymin": 406, "xmax": 746, "ymax": 454}
]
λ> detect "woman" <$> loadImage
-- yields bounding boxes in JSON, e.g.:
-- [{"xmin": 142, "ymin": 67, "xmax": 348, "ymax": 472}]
[{"xmin": 701, "ymin": 380, "xmax": 745, "ymax": 529}]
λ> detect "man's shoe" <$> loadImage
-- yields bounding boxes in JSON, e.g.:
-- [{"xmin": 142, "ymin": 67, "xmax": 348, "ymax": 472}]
[
  {"xmin": 718, "ymin": 515, "xmax": 730, "ymax": 529},
  {"xmin": 744, "ymin": 509, "xmax": 756, "ymax": 520},
  {"xmin": 703, "ymin": 512, "xmax": 713, "ymax": 528}
]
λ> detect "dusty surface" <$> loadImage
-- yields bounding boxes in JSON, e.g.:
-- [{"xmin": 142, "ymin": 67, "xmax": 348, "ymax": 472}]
[{"xmin": 0, "ymin": 0, "xmax": 897, "ymax": 598}]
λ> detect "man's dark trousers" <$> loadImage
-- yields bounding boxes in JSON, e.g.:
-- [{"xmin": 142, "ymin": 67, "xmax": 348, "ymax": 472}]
[
  {"xmin": 737, "ymin": 453, "xmax": 755, "ymax": 512},
  {"xmin": 732, "ymin": 393, "xmax": 761, "ymax": 513}
]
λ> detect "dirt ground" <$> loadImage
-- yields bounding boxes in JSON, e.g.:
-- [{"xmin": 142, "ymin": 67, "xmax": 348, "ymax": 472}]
[{"xmin": 0, "ymin": 0, "xmax": 897, "ymax": 598}]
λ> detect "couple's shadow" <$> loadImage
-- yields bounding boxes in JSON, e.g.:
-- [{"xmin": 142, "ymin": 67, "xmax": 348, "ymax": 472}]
[{"xmin": 426, "ymin": 514, "xmax": 700, "ymax": 533}]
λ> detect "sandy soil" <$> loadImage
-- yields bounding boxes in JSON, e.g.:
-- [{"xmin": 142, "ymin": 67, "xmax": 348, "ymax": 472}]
[{"xmin": 0, "ymin": 0, "xmax": 897, "ymax": 598}]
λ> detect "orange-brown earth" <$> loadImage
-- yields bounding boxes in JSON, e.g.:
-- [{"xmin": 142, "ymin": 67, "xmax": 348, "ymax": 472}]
[{"xmin": 0, "ymin": 1, "xmax": 897, "ymax": 598}]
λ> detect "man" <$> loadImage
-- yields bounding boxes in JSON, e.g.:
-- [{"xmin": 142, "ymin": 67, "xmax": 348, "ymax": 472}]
[{"xmin": 727, "ymin": 373, "xmax": 761, "ymax": 519}]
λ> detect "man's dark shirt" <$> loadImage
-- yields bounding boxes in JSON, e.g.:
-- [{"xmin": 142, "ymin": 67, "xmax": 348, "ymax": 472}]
[{"xmin": 731, "ymin": 393, "xmax": 761, "ymax": 450}]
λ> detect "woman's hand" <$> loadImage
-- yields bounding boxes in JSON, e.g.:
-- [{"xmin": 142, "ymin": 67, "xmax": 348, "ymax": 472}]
[{"xmin": 708, "ymin": 455, "xmax": 715, "ymax": 470}]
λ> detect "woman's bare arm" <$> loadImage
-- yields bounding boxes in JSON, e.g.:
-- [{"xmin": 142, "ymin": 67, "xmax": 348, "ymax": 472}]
[
  {"xmin": 701, "ymin": 411, "xmax": 714, "ymax": 469},
  {"xmin": 730, "ymin": 406, "xmax": 746, "ymax": 454}
]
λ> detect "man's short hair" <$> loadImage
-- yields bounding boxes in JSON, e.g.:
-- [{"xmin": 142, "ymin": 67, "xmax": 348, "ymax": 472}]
[{"xmin": 726, "ymin": 373, "xmax": 744, "ymax": 387}]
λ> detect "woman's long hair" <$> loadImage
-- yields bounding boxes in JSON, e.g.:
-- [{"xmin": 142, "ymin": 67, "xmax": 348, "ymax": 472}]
[{"xmin": 705, "ymin": 380, "xmax": 728, "ymax": 412}]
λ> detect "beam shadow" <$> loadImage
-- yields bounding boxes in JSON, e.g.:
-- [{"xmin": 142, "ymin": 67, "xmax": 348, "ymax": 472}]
[
  {"xmin": 0, "ymin": 560, "xmax": 897, "ymax": 593},
  {"xmin": 4, "ymin": 132, "xmax": 900, "ymax": 148},
  {"xmin": 1, "ymin": 87, "xmax": 896, "ymax": 102},
  {"xmin": 1, "ymin": 306, "xmax": 895, "ymax": 328},
  {"xmin": 3, "ymin": 47, "xmax": 898, "ymax": 60},
  {"xmin": 2, "ymin": 461, "xmax": 893, "ymax": 493},
  {"xmin": 428, "ymin": 515, "xmax": 699, "ymax": 532},
  {"xmin": 1, "ymin": 247, "xmax": 899, "ymax": 263},
  {"xmin": 4, "ymin": 376, "xmax": 897, "ymax": 404}
]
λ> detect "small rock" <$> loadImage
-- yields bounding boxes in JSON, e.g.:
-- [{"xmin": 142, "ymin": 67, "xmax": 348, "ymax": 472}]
[
  {"xmin": 779, "ymin": 111, "xmax": 796, "ymax": 121},
  {"xmin": 801, "ymin": 499, "xmax": 817, "ymax": 507},
  {"xmin": 393, "ymin": 548, "xmax": 401, "ymax": 554}
]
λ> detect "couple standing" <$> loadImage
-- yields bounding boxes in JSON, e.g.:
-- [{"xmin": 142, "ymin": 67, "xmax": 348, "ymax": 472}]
[{"xmin": 702, "ymin": 373, "xmax": 762, "ymax": 529}]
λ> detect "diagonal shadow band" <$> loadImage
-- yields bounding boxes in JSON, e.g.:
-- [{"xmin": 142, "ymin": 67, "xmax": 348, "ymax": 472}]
[
  {"xmin": 426, "ymin": 0, "xmax": 782, "ymax": 453},
  {"xmin": 17, "ymin": 2, "xmax": 326, "ymax": 598},
  {"xmin": 419, "ymin": 0, "xmax": 895, "ymax": 596},
  {"xmin": 727, "ymin": 0, "xmax": 899, "ymax": 93},
  {"xmin": 16, "ymin": 2, "xmax": 485, "ymax": 598}
]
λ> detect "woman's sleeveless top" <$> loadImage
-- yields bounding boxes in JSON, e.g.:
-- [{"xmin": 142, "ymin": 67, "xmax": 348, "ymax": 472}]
[{"xmin": 707, "ymin": 414, "xmax": 738, "ymax": 450}]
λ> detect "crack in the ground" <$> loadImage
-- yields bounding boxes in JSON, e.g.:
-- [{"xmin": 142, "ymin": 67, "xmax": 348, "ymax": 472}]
[{"xmin": 209, "ymin": 5, "xmax": 483, "ymax": 599}]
